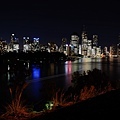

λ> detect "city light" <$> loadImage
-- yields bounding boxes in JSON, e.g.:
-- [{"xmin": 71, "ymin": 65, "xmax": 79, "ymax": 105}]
[{"xmin": 0, "ymin": 32, "xmax": 119, "ymax": 58}]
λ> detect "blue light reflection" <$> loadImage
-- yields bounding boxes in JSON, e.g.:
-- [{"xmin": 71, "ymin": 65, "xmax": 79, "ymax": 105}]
[{"xmin": 32, "ymin": 67, "xmax": 41, "ymax": 79}]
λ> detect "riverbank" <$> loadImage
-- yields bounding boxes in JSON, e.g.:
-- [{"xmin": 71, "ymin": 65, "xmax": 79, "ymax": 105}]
[{"xmin": 31, "ymin": 88, "xmax": 120, "ymax": 120}]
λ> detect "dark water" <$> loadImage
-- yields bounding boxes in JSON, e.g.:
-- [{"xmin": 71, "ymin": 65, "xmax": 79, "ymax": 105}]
[
  {"xmin": 1, "ymin": 57, "xmax": 120, "ymax": 112},
  {"xmin": 23, "ymin": 58, "xmax": 120, "ymax": 105}
]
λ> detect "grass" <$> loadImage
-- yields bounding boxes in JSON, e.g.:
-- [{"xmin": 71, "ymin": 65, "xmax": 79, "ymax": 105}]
[
  {"xmin": 79, "ymin": 82, "xmax": 114, "ymax": 101},
  {"xmin": 51, "ymin": 88, "xmax": 72, "ymax": 108},
  {"xmin": 0, "ymin": 82, "xmax": 43, "ymax": 120},
  {"xmin": 52, "ymin": 83, "xmax": 114, "ymax": 107},
  {"xmin": 0, "ymin": 82, "xmax": 115, "ymax": 120}
]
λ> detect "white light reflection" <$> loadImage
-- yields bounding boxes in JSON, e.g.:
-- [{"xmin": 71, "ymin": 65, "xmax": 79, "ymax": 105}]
[
  {"xmin": 7, "ymin": 72, "xmax": 10, "ymax": 81},
  {"xmin": 8, "ymin": 65, "xmax": 10, "ymax": 71},
  {"xmin": 27, "ymin": 62, "xmax": 29, "ymax": 69}
]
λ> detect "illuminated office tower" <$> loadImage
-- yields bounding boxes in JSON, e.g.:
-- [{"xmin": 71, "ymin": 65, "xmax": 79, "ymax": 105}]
[
  {"xmin": 13, "ymin": 38, "xmax": 19, "ymax": 52},
  {"xmin": 48, "ymin": 42, "xmax": 58, "ymax": 52},
  {"xmin": 11, "ymin": 33, "xmax": 16, "ymax": 42},
  {"xmin": 62, "ymin": 37, "xmax": 67, "ymax": 51},
  {"xmin": 9, "ymin": 34, "xmax": 19, "ymax": 52},
  {"xmin": 92, "ymin": 46, "xmax": 101, "ymax": 58},
  {"xmin": 9, "ymin": 34, "xmax": 15, "ymax": 50},
  {"xmin": 92, "ymin": 35, "xmax": 98, "ymax": 57},
  {"xmin": 33, "ymin": 38, "xmax": 40, "ymax": 51},
  {"xmin": 23, "ymin": 37, "xmax": 32, "ymax": 52},
  {"xmin": 109, "ymin": 45, "xmax": 117, "ymax": 57},
  {"xmin": 93, "ymin": 35, "xmax": 98, "ymax": 47},
  {"xmin": 87, "ymin": 40, "xmax": 92, "ymax": 57},
  {"xmin": 96, "ymin": 46, "xmax": 101, "ymax": 57},
  {"xmin": 0, "ymin": 38, "xmax": 8, "ymax": 53},
  {"xmin": 81, "ymin": 30, "xmax": 88, "ymax": 57},
  {"xmin": 59, "ymin": 38, "xmax": 67, "ymax": 54},
  {"xmin": 23, "ymin": 37, "xmax": 30, "ymax": 44},
  {"xmin": 70, "ymin": 33, "xmax": 79, "ymax": 55},
  {"xmin": 103, "ymin": 46, "xmax": 109, "ymax": 56}
]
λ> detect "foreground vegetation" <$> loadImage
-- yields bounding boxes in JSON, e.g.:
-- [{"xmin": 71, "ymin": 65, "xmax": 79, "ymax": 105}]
[{"xmin": 0, "ymin": 68, "xmax": 116, "ymax": 120}]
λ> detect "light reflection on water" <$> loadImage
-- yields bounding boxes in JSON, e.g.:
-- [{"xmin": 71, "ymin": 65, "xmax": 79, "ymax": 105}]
[
  {"xmin": 2, "ymin": 58, "xmax": 120, "ymax": 110},
  {"xmin": 32, "ymin": 67, "xmax": 41, "ymax": 79},
  {"xmin": 27, "ymin": 58, "xmax": 103, "ymax": 101},
  {"xmin": 65, "ymin": 58, "xmax": 102, "ymax": 74},
  {"xmin": 25, "ymin": 58, "xmax": 103, "ymax": 104},
  {"xmin": 29, "ymin": 58, "xmax": 102, "ymax": 84}
]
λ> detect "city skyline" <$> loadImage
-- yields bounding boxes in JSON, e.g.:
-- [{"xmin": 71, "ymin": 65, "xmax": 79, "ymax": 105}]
[{"xmin": 0, "ymin": 0, "xmax": 120, "ymax": 48}]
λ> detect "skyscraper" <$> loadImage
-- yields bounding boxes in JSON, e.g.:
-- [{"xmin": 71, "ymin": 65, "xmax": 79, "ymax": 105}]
[
  {"xmin": 70, "ymin": 32, "xmax": 79, "ymax": 55},
  {"xmin": 93, "ymin": 35, "xmax": 98, "ymax": 47},
  {"xmin": 9, "ymin": 34, "xmax": 19, "ymax": 52},
  {"xmin": 81, "ymin": 26, "xmax": 88, "ymax": 56}
]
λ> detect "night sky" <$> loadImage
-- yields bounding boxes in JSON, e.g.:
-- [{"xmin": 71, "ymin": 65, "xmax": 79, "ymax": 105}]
[{"xmin": 0, "ymin": 0, "xmax": 120, "ymax": 48}]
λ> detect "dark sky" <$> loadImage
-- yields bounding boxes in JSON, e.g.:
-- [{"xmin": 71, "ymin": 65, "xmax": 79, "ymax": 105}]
[{"xmin": 0, "ymin": 0, "xmax": 120, "ymax": 48}]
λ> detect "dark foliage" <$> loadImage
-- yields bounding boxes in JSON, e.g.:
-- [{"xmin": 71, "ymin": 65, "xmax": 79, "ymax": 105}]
[{"xmin": 66, "ymin": 68, "xmax": 114, "ymax": 99}]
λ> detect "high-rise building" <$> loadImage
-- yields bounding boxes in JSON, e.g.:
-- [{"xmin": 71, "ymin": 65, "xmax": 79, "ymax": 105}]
[
  {"xmin": 109, "ymin": 45, "xmax": 117, "ymax": 57},
  {"xmin": 59, "ymin": 38, "xmax": 67, "ymax": 54},
  {"xmin": 33, "ymin": 38, "xmax": 40, "ymax": 51},
  {"xmin": 93, "ymin": 35, "xmax": 98, "ymax": 47},
  {"xmin": 81, "ymin": 29, "xmax": 88, "ymax": 56},
  {"xmin": 81, "ymin": 26, "xmax": 101, "ymax": 58},
  {"xmin": 0, "ymin": 38, "xmax": 8, "ymax": 53},
  {"xmin": 8, "ymin": 34, "xmax": 19, "ymax": 52},
  {"xmin": 62, "ymin": 38, "xmax": 67, "ymax": 51},
  {"xmin": 48, "ymin": 42, "xmax": 58, "ymax": 52},
  {"xmin": 87, "ymin": 40, "xmax": 92, "ymax": 57},
  {"xmin": 70, "ymin": 32, "xmax": 79, "ymax": 55}
]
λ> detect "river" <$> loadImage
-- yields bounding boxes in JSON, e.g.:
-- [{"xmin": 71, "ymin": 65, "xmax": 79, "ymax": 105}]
[{"xmin": 1, "ymin": 57, "xmax": 120, "ymax": 112}]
